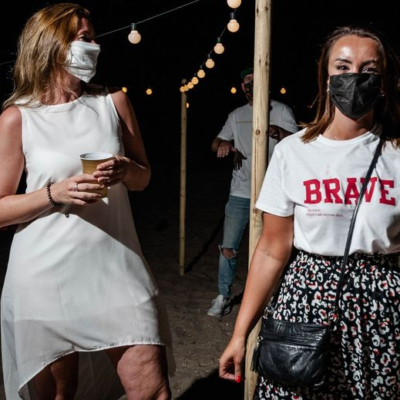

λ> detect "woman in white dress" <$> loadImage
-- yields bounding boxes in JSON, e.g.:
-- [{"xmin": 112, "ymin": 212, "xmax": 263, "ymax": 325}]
[{"xmin": 0, "ymin": 3, "xmax": 173, "ymax": 400}]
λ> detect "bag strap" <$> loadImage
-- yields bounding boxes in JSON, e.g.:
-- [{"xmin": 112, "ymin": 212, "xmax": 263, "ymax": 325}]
[{"xmin": 330, "ymin": 137, "xmax": 384, "ymax": 323}]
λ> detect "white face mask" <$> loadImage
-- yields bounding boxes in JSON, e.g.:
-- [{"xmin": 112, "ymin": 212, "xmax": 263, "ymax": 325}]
[{"xmin": 65, "ymin": 41, "xmax": 101, "ymax": 83}]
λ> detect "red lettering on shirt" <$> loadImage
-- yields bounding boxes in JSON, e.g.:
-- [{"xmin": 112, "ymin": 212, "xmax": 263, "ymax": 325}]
[
  {"xmin": 304, "ymin": 179, "xmax": 321, "ymax": 204},
  {"xmin": 323, "ymin": 179, "xmax": 342, "ymax": 204},
  {"xmin": 360, "ymin": 177, "xmax": 377, "ymax": 202},
  {"xmin": 380, "ymin": 180, "xmax": 396, "ymax": 205},
  {"xmin": 344, "ymin": 178, "xmax": 360, "ymax": 205},
  {"xmin": 303, "ymin": 177, "xmax": 395, "ymax": 206}
]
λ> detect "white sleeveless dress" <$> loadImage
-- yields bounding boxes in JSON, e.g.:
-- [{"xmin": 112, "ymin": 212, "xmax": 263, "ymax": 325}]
[{"xmin": 1, "ymin": 88, "xmax": 173, "ymax": 399}]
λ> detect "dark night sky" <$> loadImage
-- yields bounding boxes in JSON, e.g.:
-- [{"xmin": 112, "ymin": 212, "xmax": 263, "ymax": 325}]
[{"xmin": 1, "ymin": 0, "xmax": 399, "ymax": 169}]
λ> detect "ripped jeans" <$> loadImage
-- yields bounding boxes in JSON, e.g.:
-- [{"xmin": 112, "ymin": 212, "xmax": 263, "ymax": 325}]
[{"xmin": 218, "ymin": 195, "xmax": 250, "ymax": 298}]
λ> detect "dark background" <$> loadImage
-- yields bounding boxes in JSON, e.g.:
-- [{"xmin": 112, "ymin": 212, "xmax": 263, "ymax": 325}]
[
  {"xmin": 1, "ymin": 0, "xmax": 399, "ymax": 175},
  {"xmin": 0, "ymin": 3, "xmax": 398, "ymax": 397}
]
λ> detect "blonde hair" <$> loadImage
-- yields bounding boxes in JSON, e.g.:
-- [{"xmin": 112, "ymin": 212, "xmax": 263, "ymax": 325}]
[
  {"xmin": 3, "ymin": 3, "xmax": 90, "ymax": 109},
  {"xmin": 302, "ymin": 26, "xmax": 400, "ymax": 146}
]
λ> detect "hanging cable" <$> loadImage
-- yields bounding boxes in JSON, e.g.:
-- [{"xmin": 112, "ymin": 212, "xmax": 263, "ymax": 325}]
[{"xmin": 96, "ymin": 0, "xmax": 202, "ymax": 39}]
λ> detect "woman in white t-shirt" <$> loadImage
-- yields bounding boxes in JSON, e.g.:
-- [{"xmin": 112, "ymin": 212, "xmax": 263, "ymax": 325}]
[{"xmin": 219, "ymin": 26, "xmax": 400, "ymax": 399}]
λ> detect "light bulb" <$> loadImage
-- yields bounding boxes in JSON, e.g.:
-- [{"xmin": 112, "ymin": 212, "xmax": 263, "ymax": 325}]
[
  {"xmin": 214, "ymin": 42, "xmax": 225, "ymax": 54},
  {"xmin": 197, "ymin": 69, "xmax": 206, "ymax": 78},
  {"xmin": 227, "ymin": 0, "xmax": 241, "ymax": 8},
  {"xmin": 179, "ymin": 86, "xmax": 185, "ymax": 93},
  {"xmin": 205, "ymin": 57, "xmax": 215, "ymax": 69},
  {"xmin": 231, "ymin": 87, "xmax": 237, "ymax": 94},
  {"xmin": 184, "ymin": 85, "xmax": 189, "ymax": 91},
  {"xmin": 128, "ymin": 27, "xmax": 141, "ymax": 44},
  {"xmin": 121, "ymin": 87, "xmax": 128, "ymax": 93},
  {"xmin": 227, "ymin": 14, "xmax": 240, "ymax": 33},
  {"xmin": 191, "ymin": 77, "xmax": 199, "ymax": 85},
  {"xmin": 188, "ymin": 82, "xmax": 194, "ymax": 89},
  {"xmin": 280, "ymin": 87, "xmax": 287, "ymax": 95},
  {"xmin": 146, "ymin": 88, "xmax": 152, "ymax": 95},
  {"xmin": 186, "ymin": 102, "xmax": 190, "ymax": 108}
]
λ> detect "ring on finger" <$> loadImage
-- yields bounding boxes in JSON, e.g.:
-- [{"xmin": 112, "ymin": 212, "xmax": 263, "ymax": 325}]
[{"xmin": 74, "ymin": 183, "xmax": 79, "ymax": 192}]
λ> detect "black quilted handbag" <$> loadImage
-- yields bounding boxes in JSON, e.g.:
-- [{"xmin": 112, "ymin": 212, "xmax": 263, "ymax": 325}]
[
  {"xmin": 251, "ymin": 317, "xmax": 330, "ymax": 388},
  {"xmin": 251, "ymin": 138, "xmax": 383, "ymax": 389}
]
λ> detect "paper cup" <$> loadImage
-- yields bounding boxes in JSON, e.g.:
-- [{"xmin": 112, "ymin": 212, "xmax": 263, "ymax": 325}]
[{"xmin": 80, "ymin": 152, "xmax": 114, "ymax": 198}]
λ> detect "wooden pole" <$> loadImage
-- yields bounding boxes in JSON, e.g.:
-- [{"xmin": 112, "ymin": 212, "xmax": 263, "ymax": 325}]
[
  {"xmin": 179, "ymin": 81, "xmax": 188, "ymax": 276},
  {"xmin": 245, "ymin": 0, "xmax": 272, "ymax": 399}
]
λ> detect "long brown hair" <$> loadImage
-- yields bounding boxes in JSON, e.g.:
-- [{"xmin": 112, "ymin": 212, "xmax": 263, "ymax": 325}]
[
  {"xmin": 3, "ymin": 3, "xmax": 90, "ymax": 109},
  {"xmin": 302, "ymin": 26, "xmax": 400, "ymax": 146}
]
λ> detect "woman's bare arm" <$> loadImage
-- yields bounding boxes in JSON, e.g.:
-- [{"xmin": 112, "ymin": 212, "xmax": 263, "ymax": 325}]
[{"xmin": 219, "ymin": 212, "xmax": 294, "ymax": 381}]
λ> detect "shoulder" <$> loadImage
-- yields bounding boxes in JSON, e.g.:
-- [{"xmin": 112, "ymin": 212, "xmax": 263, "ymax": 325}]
[
  {"xmin": 270, "ymin": 99, "xmax": 293, "ymax": 113},
  {"xmin": 108, "ymin": 87, "xmax": 131, "ymax": 109},
  {"xmin": 0, "ymin": 106, "xmax": 22, "ymax": 132},
  {"xmin": 0, "ymin": 107, "xmax": 22, "ymax": 148},
  {"xmin": 275, "ymin": 128, "xmax": 307, "ymax": 151},
  {"xmin": 228, "ymin": 103, "xmax": 251, "ymax": 119}
]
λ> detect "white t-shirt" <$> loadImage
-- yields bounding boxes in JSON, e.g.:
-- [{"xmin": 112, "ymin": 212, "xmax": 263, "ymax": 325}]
[
  {"xmin": 256, "ymin": 127, "xmax": 400, "ymax": 256},
  {"xmin": 217, "ymin": 101, "xmax": 298, "ymax": 199}
]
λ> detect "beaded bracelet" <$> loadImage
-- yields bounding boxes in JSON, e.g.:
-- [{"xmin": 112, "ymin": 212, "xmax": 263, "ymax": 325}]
[{"xmin": 46, "ymin": 182, "xmax": 60, "ymax": 207}]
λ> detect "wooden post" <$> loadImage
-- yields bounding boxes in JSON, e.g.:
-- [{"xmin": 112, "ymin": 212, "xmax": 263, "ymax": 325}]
[
  {"xmin": 245, "ymin": 0, "xmax": 272, "ymax": 399},
  {"xmin": 179, "ymin": 81, "xmax": 188, "ymax": 276}
]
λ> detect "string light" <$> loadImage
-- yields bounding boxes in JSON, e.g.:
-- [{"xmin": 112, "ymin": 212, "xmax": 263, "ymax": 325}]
[
  {"xmin": 191, "ymin": 76, "xmax": 199, "ymax": 85},
  {"xmin": 128, "ymin": 23, "xmax": 141, "ymax": 44},
  {"xmin": 186, "ymin": 102, "xmax": 190, "ymax": 108},
  {"xmin": 187, "ymin": 82, "xmax": 194, "ymax": 89},
  {"xmin": 227, "ymin": 13, "xmax": 240, "ymax": 33},
  {"xmin": 180, "ymin": 86, "xmax": 185, "ymax": 93},
  {"xmin": 214, "ymin": 37, "xmax": 225, "ymax": 54},
  {"xmin": 146, "ymin": 88, "xmax": 153, "ymax": 95},
  {"xmin": 227, "ymin": 0, "xmax": 242, "ymax": 8},
  {"xmin": 231, "ymin": 87, "xmax": 237, "ymax": 94},
  {"xmin": 205, "ymin": 55, "xmax": 215, "ymax": 69},
  {"xmin": 121, "ymin": 87, "xmax": 128, "ymax": 93},
  {"xmin": 197, "ymin": 68, "xmax": 206, "ymax": 78},
  {"xmin": 280, "ymin": 87, "xmax": 287, "ymax": 95}
]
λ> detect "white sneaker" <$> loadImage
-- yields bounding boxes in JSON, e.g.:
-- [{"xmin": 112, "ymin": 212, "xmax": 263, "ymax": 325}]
[{"xmin": 207, "ymin": 294, "xmax": 231, "ymax": 317}]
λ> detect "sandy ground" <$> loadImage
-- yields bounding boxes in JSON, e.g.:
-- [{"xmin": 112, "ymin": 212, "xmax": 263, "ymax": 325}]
[{"xmin": 0, "ymin": 156, "xmax": 248, "ymax": 400}]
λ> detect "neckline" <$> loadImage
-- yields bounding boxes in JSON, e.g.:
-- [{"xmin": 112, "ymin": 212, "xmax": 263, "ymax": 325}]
[
  {"xmin": 316, "ymin": 127, "xmax": 380, "ymax": 147},
  {"xmin": 38, "ymin": 91, "xmax": 87, "ymax": 109}
]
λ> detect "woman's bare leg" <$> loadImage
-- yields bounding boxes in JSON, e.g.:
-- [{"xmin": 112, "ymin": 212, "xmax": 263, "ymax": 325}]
[
  {"xmin": 31, "ymin": 352, "xmax": 79, "ymax": 400},
  {"xmin": 106, "ymin": 345, "xmax": 171, "ymax": 400}
]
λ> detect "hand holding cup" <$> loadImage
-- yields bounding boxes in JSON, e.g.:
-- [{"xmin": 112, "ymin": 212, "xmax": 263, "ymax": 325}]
[
  {"xmin": 80, "ymin": 152, "xmax": 115, "ymax": 197},
  {"xmin": 80, "ymin": 153, "xmax": 128, "ymax": 196}
]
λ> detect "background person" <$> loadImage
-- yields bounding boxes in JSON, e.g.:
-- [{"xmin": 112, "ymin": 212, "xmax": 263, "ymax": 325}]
[
  {"xmin": 219, "ymin": 26, "xmax": 400, "ymax": 399},
  {"xmin": 207, "ymin": 68, "xmax": 298, "ymax": 318},
  {"xmin": 0, "ymin": 3, "xmax": 173, "ymax": 399}
]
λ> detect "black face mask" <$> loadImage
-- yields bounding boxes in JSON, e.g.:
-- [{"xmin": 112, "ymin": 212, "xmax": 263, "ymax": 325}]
[{"xmin": 328, "ymin": 73, "xmax": 382, "ymax": 119}]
